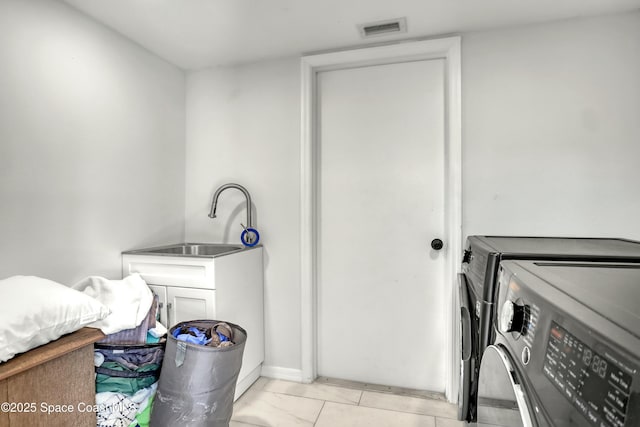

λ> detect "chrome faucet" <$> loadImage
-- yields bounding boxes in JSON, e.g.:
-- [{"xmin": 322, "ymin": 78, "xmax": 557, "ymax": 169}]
[{"xmin": 208, "ymin": 183, "xmax": 253, "ymax": 242}]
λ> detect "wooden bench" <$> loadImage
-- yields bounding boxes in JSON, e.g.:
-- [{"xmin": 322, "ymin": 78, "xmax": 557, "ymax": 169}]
[{"xmin": 0, "ymin": 328, "xmax": 105, "ymax": 427}]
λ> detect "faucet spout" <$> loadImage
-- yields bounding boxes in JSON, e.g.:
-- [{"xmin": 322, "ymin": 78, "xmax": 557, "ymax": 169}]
[{"xmin": 208, "ymin": 183, "xmax": 253, "ymax": 231}]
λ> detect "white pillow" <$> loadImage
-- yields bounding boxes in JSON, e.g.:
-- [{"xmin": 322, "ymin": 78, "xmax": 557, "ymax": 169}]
[{"xmin": 0, "ymin": 275, "xmax": 110, "ymax": 363}]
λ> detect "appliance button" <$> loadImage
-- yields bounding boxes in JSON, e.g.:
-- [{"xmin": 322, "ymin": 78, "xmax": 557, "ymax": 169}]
[
  {"xmin": 499, "ymin": 301, "xmax": 528, "ymax": 334},
  {"xmin": 500, "ymin": 301, "xmax": 515, "ymax": 333},
  {"xmin": 574, "ymin": 397, "xmax": 588, "ymax": 415}
]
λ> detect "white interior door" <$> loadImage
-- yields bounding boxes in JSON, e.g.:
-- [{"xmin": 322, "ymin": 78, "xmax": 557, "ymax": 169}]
[{"xmin": 317, "ymin": 59, "xmax": 447, "ymax": 391}]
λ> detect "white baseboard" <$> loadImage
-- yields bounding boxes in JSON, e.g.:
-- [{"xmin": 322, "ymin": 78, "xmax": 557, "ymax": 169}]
[
  {"xmin": 260, "ymin": 365, "xmax": 304, "ymax": 383},
  {"xmin": 235, "ymin": 364, "xmax": 262, "ymax": 401}
]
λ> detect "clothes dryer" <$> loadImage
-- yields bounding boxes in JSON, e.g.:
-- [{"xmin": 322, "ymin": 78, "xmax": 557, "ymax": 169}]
[
  {"xmin": 473, "ymin": 260, "xmax": 639, "ymax": 427},
  {"xmin": 458, "ymin": 236, "xmax": 640, "ymax": 421}
]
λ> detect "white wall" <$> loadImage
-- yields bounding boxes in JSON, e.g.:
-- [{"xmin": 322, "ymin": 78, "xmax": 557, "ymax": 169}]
[
  {"xmin": 0, "ymin": 0, "xmax": 186, "ymax": 284},
  {"xmin": 185, "ymin": 59, "xmax": 301, "ymax": 372},
  {"xmin": 463, "ymin": 12, "xmax": 640, "ymax": 239},
  {"xmin": 184, "ymin": 11, "xmax": 640, "ymax": 375}
]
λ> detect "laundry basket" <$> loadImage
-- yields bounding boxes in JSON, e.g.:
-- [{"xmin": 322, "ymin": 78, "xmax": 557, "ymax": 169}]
[{"xmin": 150, "ymin": 320, "xmax": 247, "ymax": 427}]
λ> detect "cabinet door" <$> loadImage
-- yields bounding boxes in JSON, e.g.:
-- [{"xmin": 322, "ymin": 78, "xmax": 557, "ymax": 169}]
[
  {"xmin": 147, "ymin": 284, "xmax": 168, "ymax": 326},
  {"xmin": 167, "ymin": 286, "xmax": 216, "ymax": 326}
]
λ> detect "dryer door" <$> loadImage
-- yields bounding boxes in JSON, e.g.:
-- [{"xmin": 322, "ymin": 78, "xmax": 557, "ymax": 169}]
[
  {"xmin": 458, "ymin": 273, "xmax": 473, "ymax": 421},
  {"xmin": 474, "ymin": 345, "xmax": 536, "ymax": 427}
]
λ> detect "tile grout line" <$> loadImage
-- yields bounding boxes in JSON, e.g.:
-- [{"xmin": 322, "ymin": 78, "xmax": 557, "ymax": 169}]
[
  {"xmin": 232, "ymin": 399, "xmax": 271, "ymax": 427},
  {"xmin": 315, "ymin": 399, "xmax": 443, "ymax": 425},
  {"xmin": 355, "ymin": 395, "xmax": 453, "ymax": 421},
  {"xmin": 237, "ymin": 379, "xmax": 458, "ymax": 425},
  {"xmin": 355, "ymin": 388, "xmax": 459, "ymax": 419},
  {"xmin": 262, "ymin": 388, "xmax": 361, "ymax": 406},
  {"xmin": 313, "ymin": 400, "xmax": 327, "ymax": 426},
  {"xmin": 262, "ymin": 381, "xmax": 364, "ymax": 406},
  {"xmin": 318, "ymin": 376, "xmax": 447, "ymax": 401}
]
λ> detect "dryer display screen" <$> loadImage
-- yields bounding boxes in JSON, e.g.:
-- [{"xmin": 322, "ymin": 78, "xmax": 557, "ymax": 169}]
[{"xmin": 543, "ymin": 322, "xmax": 633, "ymax": 427}]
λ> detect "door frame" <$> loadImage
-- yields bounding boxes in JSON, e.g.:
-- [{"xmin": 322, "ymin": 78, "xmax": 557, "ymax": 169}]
[{"xmin": 300, "ymin": 36, "xmax": 462, "ymax": 401}]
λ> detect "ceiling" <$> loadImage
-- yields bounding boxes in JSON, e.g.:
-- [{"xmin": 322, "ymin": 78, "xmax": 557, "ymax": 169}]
[{"xmin": 62, "ymin": 0, "xmax": 640, "ymax": 70}]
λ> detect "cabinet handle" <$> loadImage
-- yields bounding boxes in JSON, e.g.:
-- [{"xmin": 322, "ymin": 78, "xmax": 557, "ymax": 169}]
[
  {"xmin": 158, "ymin": 302, "xmax": 164, "ymax": 309},
  {"xmin": 167, "ymin": 302, "xmax": 172, "ymax": 309}
]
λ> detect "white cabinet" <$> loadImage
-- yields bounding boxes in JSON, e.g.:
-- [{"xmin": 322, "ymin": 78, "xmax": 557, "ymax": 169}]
[
  {"xmin": 167, "ymin": 286, "xmax": 215, "ymax": 325},
  {"xmin": 122, "ymin": 246, "xmax": 264, "ymax": 400},
  {"xmin": 147, "ymin": 284, "xmax": 215, "ymax": 326}
]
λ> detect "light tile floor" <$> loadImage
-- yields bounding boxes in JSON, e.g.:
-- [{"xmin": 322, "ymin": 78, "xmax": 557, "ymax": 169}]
[{"xmin": 231, "ymin": 378, "xmax": 469, "ymax": 427}]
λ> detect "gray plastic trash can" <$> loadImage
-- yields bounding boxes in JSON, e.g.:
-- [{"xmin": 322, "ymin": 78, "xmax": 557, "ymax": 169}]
[{"xmin": 150, "ymin": 320, "xmax": 247, "ymax": 427}]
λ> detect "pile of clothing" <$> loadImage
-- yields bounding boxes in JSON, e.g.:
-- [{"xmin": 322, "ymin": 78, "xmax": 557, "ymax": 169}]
[
  {"xmin": 171, "ymin": 322, "xmax": 235, "ymax": 347},
  {"xmin": 95, "ymin": 384, "xmax": 156, "ymax": 427},
  {"xmin": 94, "ymin": 343, "xmax": 164, "ymax": 427},
  {"xmin": 76, "ymin": 274, "xmax": 167, "ymax": 427}
]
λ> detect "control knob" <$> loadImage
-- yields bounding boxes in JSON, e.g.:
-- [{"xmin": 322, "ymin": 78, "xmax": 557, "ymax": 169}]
[{"xmin": 499, "ymin": 300, "xmax": 528, "ymax": 334}]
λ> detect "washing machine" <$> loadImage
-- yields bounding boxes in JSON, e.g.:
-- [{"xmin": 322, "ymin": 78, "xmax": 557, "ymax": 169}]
[
  {"xmin": 458, "ymin": 236, "xmax": 640, "ymax": 421},
  {"xmin": 473, "ymin": 260, "xmax": 640, "ymax": 426}
]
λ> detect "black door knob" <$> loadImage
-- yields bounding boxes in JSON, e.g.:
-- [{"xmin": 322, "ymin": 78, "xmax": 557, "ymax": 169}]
[{"xmin": 431, "ymin": 238, "xmax": 444, "ymax": 250}]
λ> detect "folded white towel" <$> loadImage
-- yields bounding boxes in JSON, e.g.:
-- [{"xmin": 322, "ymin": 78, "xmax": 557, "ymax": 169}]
[
  {"xmin": 72, "ymin": 274, "xmax": 152, "ymax": 335},
  {"xmin": 148, "ymin": 321, "xmax": 167, "ymax": 338}
]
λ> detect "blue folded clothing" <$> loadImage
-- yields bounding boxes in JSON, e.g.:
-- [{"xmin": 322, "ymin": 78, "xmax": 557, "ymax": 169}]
[{"xmin": 172, "ymin": 326, "xmax": 212, "ymax": 346}]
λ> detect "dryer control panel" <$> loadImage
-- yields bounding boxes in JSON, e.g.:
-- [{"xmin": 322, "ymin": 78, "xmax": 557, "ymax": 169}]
[
  {"xmin": 544, "ymin": 322, "xmax": 635, "ymax": 427},
  {"xmin": 496, "ymin": 260, "xmax": 640, "ymax": 427}
]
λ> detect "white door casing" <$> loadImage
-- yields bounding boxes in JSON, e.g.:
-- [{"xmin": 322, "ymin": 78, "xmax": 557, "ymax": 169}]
[{"xmin": 300, "ymin": 37, "xmax": 462, "ymax": 401}]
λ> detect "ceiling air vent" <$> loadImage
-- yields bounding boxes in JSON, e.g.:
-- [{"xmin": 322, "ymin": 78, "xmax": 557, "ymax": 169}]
[{"xmin": 359, "ymin": 18, "xmax": 407, "ymax": 38}]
